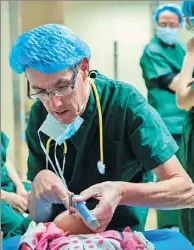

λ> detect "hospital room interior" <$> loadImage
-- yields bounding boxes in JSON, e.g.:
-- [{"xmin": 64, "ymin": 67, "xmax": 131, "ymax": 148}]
[{"xmin": 1, "ymin": 0, "xmax": 194, "ymax": 249}]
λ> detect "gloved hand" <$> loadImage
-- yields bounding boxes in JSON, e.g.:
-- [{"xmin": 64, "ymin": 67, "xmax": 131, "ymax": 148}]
[
  {"xmin": 30, "ymin": 169, "xmax": 70, "ymax": 204},
  {"xmin": 73, "ymin": 181, "xmax": 122, "ymax": 233}
]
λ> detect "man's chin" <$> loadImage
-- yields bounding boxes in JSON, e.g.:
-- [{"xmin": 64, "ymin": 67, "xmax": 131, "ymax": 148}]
[{"xmin": 54, "ymin": 113, "xmax": 76, "ymax": 124}]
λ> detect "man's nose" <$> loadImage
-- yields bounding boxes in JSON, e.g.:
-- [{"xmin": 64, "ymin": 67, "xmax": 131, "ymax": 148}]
[{"xmin": 49, "ymin": 95, "xmax": 63, "ymax": 109}]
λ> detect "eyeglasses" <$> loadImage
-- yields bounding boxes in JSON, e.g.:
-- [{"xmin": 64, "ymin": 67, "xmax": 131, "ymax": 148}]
[
  {"xmin": 27, "ymin": 69, "xmax": 78, "ymax": 100},
  {"xmin": 158, "ymin": 23, "xmax": 179, "ymax": 28}
]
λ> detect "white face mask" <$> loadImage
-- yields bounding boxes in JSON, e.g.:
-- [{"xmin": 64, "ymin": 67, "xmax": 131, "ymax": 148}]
[
  {"xmin": 39, "ymin": 114, "xmax": 84, "ymax": 145},
  {"xmin": 38, "ymin": 114, "xmax": 84, "ymax": 184},
  {"xmin": 156, "ymin": 26, "xmax": 179, "ymax": 44}
]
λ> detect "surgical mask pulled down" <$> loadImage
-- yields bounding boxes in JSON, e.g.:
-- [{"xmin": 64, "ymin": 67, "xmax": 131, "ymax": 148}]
[
  {"xmin": 156, "ymin": 27, "xmax": 179, "ymax": 45},
  {"xmin": 38, "ymin": 113, "xmax": 83, "ymax": 184}
]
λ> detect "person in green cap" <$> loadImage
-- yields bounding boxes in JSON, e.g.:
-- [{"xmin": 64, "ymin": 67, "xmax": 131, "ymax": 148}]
[
  {"xmin": 1, "ymin": 131, "xmax": 31, "ymax": 237},
  {"xmin": 140, "ymin": 3, "xmax": 188, "ymax": 230},
  {"xmin": 176, "ymin": 1, "xmax": 194, "ymax": 244},
  {"xmin": 8, "ymin": 23, "xmax": 194, "ymax": 238}
]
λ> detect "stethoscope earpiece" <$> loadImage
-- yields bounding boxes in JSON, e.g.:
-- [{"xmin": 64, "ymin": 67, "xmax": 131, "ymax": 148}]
[{"xmin": 89, "ymin": 70, "xmax": 97, "ymax": 79}]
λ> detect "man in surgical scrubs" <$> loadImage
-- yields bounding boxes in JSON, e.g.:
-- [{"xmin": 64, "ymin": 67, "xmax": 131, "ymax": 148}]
[
  {"xmin": 140, "ymin": 4, "xmax": 187, "ymax": 229},
  {"xmin": 176, "ymin": 1, "xmax": 194, "ymax": 244},
  {"xmin": 8, "ymin": 24, "xmax": 194, "ymax": 237}
]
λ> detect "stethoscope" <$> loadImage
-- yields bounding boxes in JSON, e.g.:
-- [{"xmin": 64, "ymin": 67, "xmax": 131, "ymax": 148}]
[{"xmin": 45, "ymin": 75, "xmax": 106, "ymax": 176}]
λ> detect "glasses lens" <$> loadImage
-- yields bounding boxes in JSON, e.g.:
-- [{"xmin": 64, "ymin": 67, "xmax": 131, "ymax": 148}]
[
  {"xmin": 54, "ymin": 86, "xmax": 73, "ymax": 96},
  {"xmin": 29, "ymin": 88, "xmax": 46, "ymax": 100}
]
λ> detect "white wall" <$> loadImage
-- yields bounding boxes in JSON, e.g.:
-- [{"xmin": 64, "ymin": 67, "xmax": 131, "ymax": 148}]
[
  {"xmin": 1, "ymin": 1, "xmax": 15, "ymax": 164},
  {"xmin": 63, "ymin": 1, "xmax": 152, "ymax": 97}
]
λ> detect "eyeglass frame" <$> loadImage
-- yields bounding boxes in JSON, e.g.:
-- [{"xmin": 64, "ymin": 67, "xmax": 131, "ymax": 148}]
[
  {"xmin": 157, "ymin": 22, "xmax": 180, "ymax": 28},
  {"xmin": 27, "ymin": 66, "xmax": 78, "ymax": 100}
]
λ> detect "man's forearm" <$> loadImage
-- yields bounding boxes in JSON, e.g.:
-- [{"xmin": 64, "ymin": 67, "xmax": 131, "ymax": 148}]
[
  {"xmin": 118, "ymin": 177, "xmax": 194, "ymax": 209},
  {"xmin": 6, "ymin": 158, "xmax": 24, "ymax": 188},
  {"xmin": 28, "ymin": 192, "xmax": 53, "ymax": 223}
]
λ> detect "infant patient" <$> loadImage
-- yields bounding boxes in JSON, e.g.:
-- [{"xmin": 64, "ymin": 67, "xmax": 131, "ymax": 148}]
[
  {"xmin": 19, "ymin": 207, "xmax": 155, "ymax": 250},
  {"xmin": 19, "ymin": 190, "xmax": 155, "ymax": 249},
  {"xmin": 53, "ymin": 208, "xmax": 92, "ymax": 234},
  {"xmin": 53, "ymin": 189, "xmax": 94, "ymax": 234}
]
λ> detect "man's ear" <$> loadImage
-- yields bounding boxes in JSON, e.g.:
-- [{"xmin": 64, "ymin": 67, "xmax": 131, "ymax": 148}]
[{"xmin": 79, "ymin": 57, "xmax": 90, "ymax": 80}]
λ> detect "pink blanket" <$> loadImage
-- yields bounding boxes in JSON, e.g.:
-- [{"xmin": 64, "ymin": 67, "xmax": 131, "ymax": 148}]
[{"xmin": 19, "ymin": 221, "xmax": 155, "ymax": 250}]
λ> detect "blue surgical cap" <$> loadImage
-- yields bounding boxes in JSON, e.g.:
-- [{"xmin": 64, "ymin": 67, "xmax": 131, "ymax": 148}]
[
  {"xmin": 9, "ymin": 24, "xmax": 91, "ymax": 74},
  {"xmin": 181, "ymin": 1, "xmax": 194, "ymax": 17},
  {"xmin": 153, "ymin": 4, "xmax": 184, "ymax": 24}
]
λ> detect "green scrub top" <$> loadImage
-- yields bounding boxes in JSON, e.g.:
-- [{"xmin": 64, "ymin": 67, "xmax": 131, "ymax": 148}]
[
  {"xmin": 1, "ymin": 131, "xmax": 13, "ymax": 190},
  {"xmin": 1, "ymin": 131, "xmax": 32, "ymax": 237},
  {"xmin": 26, "ymin": 71, "xmax": 178, "ymax": 232},
  {"xmin": 140, "ymin": 35, "xmax": 187, "ymax": 135},
  {"xmin": 1, "ymin": 131, "xmax": 9, "ymax": 167},
  {"xmin": 1, "ymin": 131, "xmax": 31, "ymax": 194},
  {"xmin": 180, "ymin": 108, "xmax": 194, "ymax": 176},
  {"xmin": 179, "ymin": 109, "xmax": 194, "ymax": 244}
]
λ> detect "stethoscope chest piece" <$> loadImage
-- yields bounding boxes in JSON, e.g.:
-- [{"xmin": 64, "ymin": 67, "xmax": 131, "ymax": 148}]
[{"xmin": 97, "ymin": 160, "xmax": 105, "ymax": 175}]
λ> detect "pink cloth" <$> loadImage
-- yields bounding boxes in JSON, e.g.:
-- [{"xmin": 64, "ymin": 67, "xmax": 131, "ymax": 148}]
[{"xmin": 19, "ymin": 221, "xmax": 155, "ymax": 250}]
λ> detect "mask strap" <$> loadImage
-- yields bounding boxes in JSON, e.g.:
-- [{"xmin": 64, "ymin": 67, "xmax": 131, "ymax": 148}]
[
  {"xmin": 53, "ymin": 140, "xmax": 68, "ymax": 187},
  {"xmin": 54, "ymin": 141, "xmax": 67, "ymax": 177},
  {"xmin": 54, "ymin": 141, "xmax": 64, "ymax": 178},
  {"xmin": 46, "ymin": 156, "xmax": 49, "ymax": 170},
  {"xmin": 38, "ymin": 131, "xmax": 66, "ymax": 185},
  {"xmin": 46, "ymin": 139, "xmax": 66, "ymax": 176},
  {"xmin": 62, "ymin": 156, "xmax": 66, "ymax": 176}
]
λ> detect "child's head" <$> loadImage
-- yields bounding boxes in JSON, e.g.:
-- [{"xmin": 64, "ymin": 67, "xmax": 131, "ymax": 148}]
[{"xmin": 53, "ymin": 210, "xmax": 92, "ymax": 235}]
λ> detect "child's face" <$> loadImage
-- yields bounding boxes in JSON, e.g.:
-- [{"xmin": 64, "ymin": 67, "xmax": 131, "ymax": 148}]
[{"xmin": 53, "ymin": 210, "xmax": 92, "ymax": 235}]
